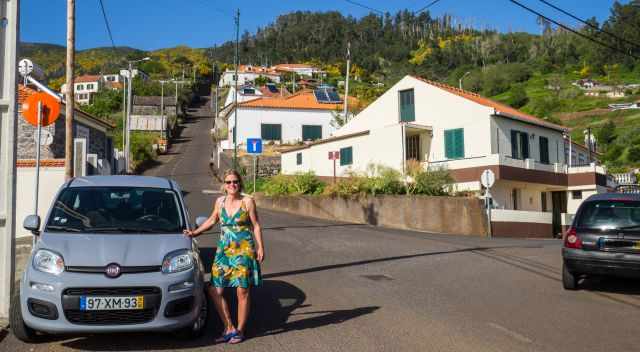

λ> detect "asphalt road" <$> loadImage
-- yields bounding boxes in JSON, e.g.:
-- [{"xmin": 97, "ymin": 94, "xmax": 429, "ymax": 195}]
[{"xmin": 3, "ymin": 99, "xmax": 640, "ymax": 351}]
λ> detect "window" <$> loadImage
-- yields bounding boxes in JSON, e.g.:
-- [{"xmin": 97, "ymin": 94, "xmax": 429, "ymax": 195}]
[
  {"xmin": 302, "ymin": 125, "xmax": 322, "ymax": 141},
  {"xmin": 541, "ymin": 192, "xmax": 548, "ymax": 212},
  {"xmin": 86, "ymin": 84, "xmax": 94, "ymax": 90},
  {"xmin": 444, "ymin": 128, "xmax": 464, "ymax": 159},
  {"xmin": 511, "ymin": 130, "xmax": 530, "ymax": 160},
  {"xmin": 340, "ymin": 147, "xmax": 353, "ymax": 166},
  {"xmin": 399, "ymin": 89, "xmax": 415, "ymax": 122},
  {"xmin": 572, "ymin": 190, "xmax": 583, "ymax": 200},
  {"xmin": 296, "ymin": 153, "xmax": 302, "ymax": 165},
  {"xmin": 512, "ymin": 189, "xmax": 520, "ymax": 210},
  {"xmin": 261, "ymin": 124, "xmax": 282, "ymax": 141},
  {"xmin": 539, "ymin": 136, "xmax": 550, "ymax": 164},
  {"xmin": 77, "ymin": 84, "xmax": 84, "ymax": 90},
  {"xmin": 243, "ymin": 88, "xmax": 255, "ymax": 95},
  {"xmin": 406, "ymin": 134, "xmax": 420, "ymax": 161}
]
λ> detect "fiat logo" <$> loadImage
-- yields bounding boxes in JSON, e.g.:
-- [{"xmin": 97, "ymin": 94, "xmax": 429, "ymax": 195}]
[{"xmin": 105, "ymin": 263, "xmax": 121, "ymax": 278}]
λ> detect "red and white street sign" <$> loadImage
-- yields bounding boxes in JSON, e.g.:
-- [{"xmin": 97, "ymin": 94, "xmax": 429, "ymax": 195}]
[{"xmin": 328, "ymin": 151, "xmax": 340, "ymax": 160}]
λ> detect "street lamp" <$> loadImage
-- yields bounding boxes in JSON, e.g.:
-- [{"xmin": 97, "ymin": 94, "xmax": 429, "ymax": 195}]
[
  {"xmin": 459, "ymin": 71, "xmax": 471, "ymax": 90},
  {"xmin": 125, "ymin": 57, "xmax": 151, "ymax": 174},
  {"xmin": 159, "ymin": 80, "xmax": 170, "ymax": 146}
]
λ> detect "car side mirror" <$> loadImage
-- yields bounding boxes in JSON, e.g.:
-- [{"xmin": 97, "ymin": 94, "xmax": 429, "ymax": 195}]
[
  {"xmin": 195, "ymin": 216, "xmax": 207, "ymax": 228},
  {"xmin": 23, "ymin": 215, "xmax": 41, "ymax": 236}
]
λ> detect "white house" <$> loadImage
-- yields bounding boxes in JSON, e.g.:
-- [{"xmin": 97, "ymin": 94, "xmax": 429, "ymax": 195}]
[
  {"xmin": 221, "ymin": 83, "xmax": 291, "ymax": 110},
  {"xmin": 220, "ymin": 65, "xmax": 282, "ymax": 87},
  {"xmin": 61, "ymin": 75, "xmax": 103, "ymax": 105},
  {"xmin": 282, "ymin": 76, "xmax": 615, "ymax": 237},
  {"xmin": 220, "ymin": 90, "xmax": 346, "ymax": 149},
  {"xmin": 274, "ymin": 64, "xmax": 322, "ymax": 78}
]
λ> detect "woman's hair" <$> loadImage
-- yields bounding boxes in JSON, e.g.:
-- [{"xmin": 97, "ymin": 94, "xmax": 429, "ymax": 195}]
[{"xmin": 221, "ymin": 169, "xmax": 244, "ymax": 194}]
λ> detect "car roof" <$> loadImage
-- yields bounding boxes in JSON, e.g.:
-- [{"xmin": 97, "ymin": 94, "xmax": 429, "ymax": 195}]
[
  {"xmin": 585, "ymin": 192, "xmax": 640, "ymax": 202},
  {"xmin": 67, "ymin": 176, "xmax": 175, "ymax": 189}
]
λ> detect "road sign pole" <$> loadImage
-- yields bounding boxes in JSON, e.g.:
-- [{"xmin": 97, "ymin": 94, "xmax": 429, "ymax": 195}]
[
  {"xmin": 333, "ymin": 158, "xmax": 336, "ymax": 184},
  {"xmin": 34, "ymin": 101, "xmax": 43, "ymax": 217},
  {"xmin": 253, "ymin": 155, "xmax": 257, "ymax": 194}
]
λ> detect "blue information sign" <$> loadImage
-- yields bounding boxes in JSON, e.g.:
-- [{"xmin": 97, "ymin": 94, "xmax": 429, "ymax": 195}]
[{"xmin": 246, "ymin": 138, "xmax": 263, "ymax": 154}]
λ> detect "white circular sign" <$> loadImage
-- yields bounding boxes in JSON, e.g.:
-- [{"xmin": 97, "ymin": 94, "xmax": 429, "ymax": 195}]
[
  {"xmin": 33, "ymin": 130, "xmax": 53, "ymax": 146},
  {"xmin": 481, "ymin": 169, "xmax": 495, "ymax": 188}
]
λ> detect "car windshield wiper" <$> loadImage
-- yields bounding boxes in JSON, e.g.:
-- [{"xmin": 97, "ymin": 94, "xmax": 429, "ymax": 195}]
[
  {"xmin": 90, "ymin": 227, "xmax": 161, "ymax": 233},
  {"xmin": 45, "ymin": 225, "xmax": 83, "ymax": 233}
]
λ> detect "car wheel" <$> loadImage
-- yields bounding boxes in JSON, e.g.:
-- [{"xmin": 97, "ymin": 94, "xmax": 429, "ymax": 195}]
[
  {"xmin": 175, "ymin": 290, "xmax": 210, "ymax": 339},
  {"xmin": 562, "ymin": 263, "xmax": 578, "ymax": 290},
  {"xmin": 9, "ymin": 289, "xmax": 40, "ymax": 343}
]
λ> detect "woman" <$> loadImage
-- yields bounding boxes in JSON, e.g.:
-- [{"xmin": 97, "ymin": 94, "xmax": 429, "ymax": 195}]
[{"xmin": 184, "ymin": 169, "xmax": 264, "ymax": 344}]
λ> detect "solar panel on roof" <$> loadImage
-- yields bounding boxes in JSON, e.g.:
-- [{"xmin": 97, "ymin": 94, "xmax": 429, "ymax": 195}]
[
  {"xmin": 266, "ymin": 83, "xmax": 279, "ymax": 93},
  {"xmin": 314, "ymin": 89, "xmax": 330, "ymax": 103},
  {"xmin": 327, "ymin": 89, "xmax": 342, "ymax": 103}
]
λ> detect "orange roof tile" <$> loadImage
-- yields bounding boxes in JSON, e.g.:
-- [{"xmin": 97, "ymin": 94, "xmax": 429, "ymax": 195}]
[
  {"xmin": 274, "ymin": 64, "xmax": 316, "ymax": 70},
  {"xmin": 233, "ymin": 65, "xmax": 280, "ymax": 75},
  {"xmin": 75, "ymin": 75, "xmax": 102, "ymax": 83},
  {"xmin": 412, "ymin": 76, "xmax": 567, "ymax": 132},
  {"xmin": 238, "ymin": 90, "xmax": 344, "ymax": 111}
]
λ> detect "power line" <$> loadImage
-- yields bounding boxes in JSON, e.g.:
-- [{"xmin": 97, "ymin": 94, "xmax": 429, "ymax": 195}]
[
  {"xmin": 536, "ymin": 0, "xmax": 640, "ymax": 51},
  {"xmin": 508, "ymin": 0, "xmax": 640, "ymax": 60},
  {"xmin": 343, "ymin": 0, "xmax": 384, "ymax": 16},
  {"xmin": 415, "ymin": 0, "xmax": 443, "ymax": 15},
  {"xmin": 97, "ymin": 0, "xmax": 116, "ymax": 49}
]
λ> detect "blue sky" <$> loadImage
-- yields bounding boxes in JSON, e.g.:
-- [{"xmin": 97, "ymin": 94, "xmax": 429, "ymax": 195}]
[{"xmin": 20, "ymin": 0, "xmax": 627, "ymax": 50}]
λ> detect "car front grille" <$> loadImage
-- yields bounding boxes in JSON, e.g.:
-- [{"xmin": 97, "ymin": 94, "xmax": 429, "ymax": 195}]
[
  {"xmin": 66, "ymin": 266, "xmax": 161, "ymax": 274},
  {"xmin": 65, "ymin": 309, "xmax": 156, "ymax": 325},
  {"xmin": 62, "ymin": 287, "xmax": 162, "ymax": 325}
]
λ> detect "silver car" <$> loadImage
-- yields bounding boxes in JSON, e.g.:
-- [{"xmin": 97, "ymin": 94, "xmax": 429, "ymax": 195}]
[{"xmin": 10, "ymin": 176, "xmax": 210, "ymax": 342}]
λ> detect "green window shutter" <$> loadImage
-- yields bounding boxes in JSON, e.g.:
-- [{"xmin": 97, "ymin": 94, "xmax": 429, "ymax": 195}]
[
  {"xmin": 296, "ymin": 153, "xmax": 302, "ymax": 165},
  {"xmin": 521, "ymin": 132, "xmax": 530, "ymax": 159},
  {"xmin": 444, "ymin": 129, "xmax": 464, "ymax": 159},
  {"xmin": 454, "ymin": 129, "xmax": 464, "ymax": 159},
  {"xmin": 261, "ymin": 124, "xmax": 282, "ymax": 141},
  {"xmin": 340, "ymin": 147, "xmax": 353, "ymax": 166},
  {"xmin": 399, "ymin": 89, "xmax": 415, "ymax": 122},
  {"xmin": 302, "ymin": 125, "xmax": 322, "ymax": 141}
]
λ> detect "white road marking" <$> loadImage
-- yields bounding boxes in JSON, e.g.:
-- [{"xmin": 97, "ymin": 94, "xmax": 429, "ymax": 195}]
[{"xmin": 487, "ymin": 322, "xmax": 533, "ymax": 344}]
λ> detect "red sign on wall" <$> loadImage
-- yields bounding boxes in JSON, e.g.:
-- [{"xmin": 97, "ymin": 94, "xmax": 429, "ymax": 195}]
[{"xmin": 328, "ymin": 151, "xmax": 340, "ymax": 160}]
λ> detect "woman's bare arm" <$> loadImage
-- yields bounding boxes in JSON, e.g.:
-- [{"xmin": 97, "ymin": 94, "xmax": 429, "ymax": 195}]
[{"xmin": 184, "ymin": 197, "xmax": 222, "ymax": 237}]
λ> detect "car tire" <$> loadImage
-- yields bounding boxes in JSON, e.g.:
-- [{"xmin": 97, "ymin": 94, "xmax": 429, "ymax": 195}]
[
  {"xmin": 175, "ymin": 289, "xmax": 211, "ymax": 339},
  {"xmin": 562, "ymin": 263, "xmax": 578, "ymax": 290},
  {"xmin": 9, "ymin": 289, "xmax": 40, "ymax": 343}
]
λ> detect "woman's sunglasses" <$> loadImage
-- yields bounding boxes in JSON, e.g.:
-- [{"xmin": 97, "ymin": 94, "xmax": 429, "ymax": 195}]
[{"xmin": 225, "ymin": 180, "xmax": 240, "ymax": 185}]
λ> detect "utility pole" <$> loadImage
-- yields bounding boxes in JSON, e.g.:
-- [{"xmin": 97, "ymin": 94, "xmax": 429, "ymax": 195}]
[
  {"xmin": 160, "ymin": 80, "xmax": 166, "ymax": 142},
  {"xmin": 233, "ymin": 8, "xmax": 240, "ymax": 169},
  {"xmin": 126, "ymin": 61, "xmax": 133, "ymax": 174},
  {"xmin": 122, "ymin": 74, "xmax": 127, "ymax": 152},
  {"xmin": 65, "ymin": 0, "xmax": 76, "ymax": 180},
  {"xmin": 343, "ymin": 41, "xmax": 351, "ymax": 121},
  {"xmin": 0, "ymin": 0, "xmax": 20, "ymax": 319}
]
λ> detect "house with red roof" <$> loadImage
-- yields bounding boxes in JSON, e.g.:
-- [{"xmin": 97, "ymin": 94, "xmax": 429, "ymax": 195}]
[{"xmin": 281, "ymin": 75, "xmax": 616, "ymax": 237}]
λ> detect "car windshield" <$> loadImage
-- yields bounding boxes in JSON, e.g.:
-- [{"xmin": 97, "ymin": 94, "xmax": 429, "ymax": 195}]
[
  {"xmin": 577, "ymin": 200, "xmax": 640, "ymax": 230},
  {"xmin": 45, "ymin": 187, "xmax": 185, "ymax": 233}
]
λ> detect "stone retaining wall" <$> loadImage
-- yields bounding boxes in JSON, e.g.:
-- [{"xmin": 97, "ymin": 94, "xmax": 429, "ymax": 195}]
[{"xmin": 255, "ymin": 194, "xmax": 488, "ymax": 236}]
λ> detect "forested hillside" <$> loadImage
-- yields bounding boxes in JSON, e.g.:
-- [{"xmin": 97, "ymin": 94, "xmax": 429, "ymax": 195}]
[{"xmin": 18, "ymin": 2, "xmax": 640, "ymax": 170}]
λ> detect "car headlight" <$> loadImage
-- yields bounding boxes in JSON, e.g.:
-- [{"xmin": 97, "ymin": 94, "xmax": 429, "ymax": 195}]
[
  {"xmin": 162, "ymin": 249, "xmax": 194, "ymax": 274},
  {"xmin": 33, "ymin": 249, "xmax": 65, "ymax": 275}
]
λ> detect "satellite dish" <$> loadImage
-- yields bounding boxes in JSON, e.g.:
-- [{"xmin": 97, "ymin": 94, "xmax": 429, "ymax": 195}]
[{"xmin": 18, "ymin": 58, "xmax": 45, "ymax": 80}]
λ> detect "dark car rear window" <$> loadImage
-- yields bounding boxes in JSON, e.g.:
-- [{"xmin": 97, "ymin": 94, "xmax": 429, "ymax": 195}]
[{"xmin": 577, "ymin": 200, "xmax": 640, "ymax": 229}]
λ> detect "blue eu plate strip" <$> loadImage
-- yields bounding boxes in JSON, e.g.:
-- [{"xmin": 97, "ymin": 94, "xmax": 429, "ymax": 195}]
[{"xmin": 79, "ymin": 296, "xmax": 86, "ymax": 311}]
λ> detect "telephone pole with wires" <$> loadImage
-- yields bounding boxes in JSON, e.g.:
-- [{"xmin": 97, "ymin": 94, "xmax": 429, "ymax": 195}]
[
  {"xmin": 65, "ymin": 0, "xmax": 76, "ymax": 180},
  {"xmin": 233, "ymin": 8, "xmax": 240, "ymax": 170},
  {"xmin": 343, "ymin": 41, "xmax": 351, "ymax": 122}
]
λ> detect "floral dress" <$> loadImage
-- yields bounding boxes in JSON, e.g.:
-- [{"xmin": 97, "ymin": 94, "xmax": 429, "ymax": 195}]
[{"xmin": 211, "ymin": 197, "xmax": 262, "ymax": 288}]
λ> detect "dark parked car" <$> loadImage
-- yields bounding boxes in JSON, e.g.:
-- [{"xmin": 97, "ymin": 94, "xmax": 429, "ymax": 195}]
[{"xmin": 562, "ymin": 190, "xmax": 640, "ymax": 290}]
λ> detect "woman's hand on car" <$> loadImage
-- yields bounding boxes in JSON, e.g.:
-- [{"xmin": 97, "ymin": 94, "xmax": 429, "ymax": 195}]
[{"xmin": 183, "ymin": 229, "xmax": 197, "ymax": 237}]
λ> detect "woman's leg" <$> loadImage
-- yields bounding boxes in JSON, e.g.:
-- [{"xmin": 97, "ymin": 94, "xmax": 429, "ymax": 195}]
[
  {"xmin": 208, "ymin": 286, "xmax": 235, "ymax": 333},
  {"xmin": 236, "ymin": 287, "xmax": 250, "ymax": 333}
]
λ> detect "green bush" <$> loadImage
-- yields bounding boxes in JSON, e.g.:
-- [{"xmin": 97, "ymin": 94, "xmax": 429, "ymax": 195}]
[
  {"xmin": 406, "ymin": 160, "xmax": 453, "ymax": 196},
  {"xmin": 363, "ymin": 164, "xmax": 404, "ymax": 195},
  {"xmin": 289, "ymin": 172, "xmax": 325, "ymax": 195},
  {"xmin": 323, "ymin": 175, "xmax": 369, "ymax": 197},
  {"xmin": 262, "ymin": 174, "xmax": 292, "ymax": 196},
  {"xmin": 130, "ymin": 132, "xmax": 158, "ymax": 169},
  {"xmin": 507, "ymin": 84, "xmax": 529, "ymax": 109}
]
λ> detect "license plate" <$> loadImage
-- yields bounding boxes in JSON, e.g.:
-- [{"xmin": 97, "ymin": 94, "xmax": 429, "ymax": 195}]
[
  {"xmin": 80, "ymin": 296, "xmax": 144, "ymax": 311},
  {"xmin": 634, "ymin": 241, "xmax": 640, "ymax": 250}
]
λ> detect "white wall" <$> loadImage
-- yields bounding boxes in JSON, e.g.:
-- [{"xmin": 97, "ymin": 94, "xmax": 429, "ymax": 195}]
[
  {"xmin": 220, "ymin": 72, "xmax": 281, "ymax": 87},
  {"xmin": 223, "ymin": 86, "xmax": 263, "ymax": 108},
  {"xmin": 228, "ymin": 107, "xmax": 337, "ymax": 146},
  {"xmin": 16, "ymin": 167, "xmax": 66, "ymax": 238},
  {"xmin": 337, "ymin": 76, "xmax": 493, "ymax": 162},
  {"xmin": 282, "ymin": 124, "xmax": 405, "ymax": 177},
  {"xmin": 491, "ymin": 116, "xmax": 567, "ymax": 165}
]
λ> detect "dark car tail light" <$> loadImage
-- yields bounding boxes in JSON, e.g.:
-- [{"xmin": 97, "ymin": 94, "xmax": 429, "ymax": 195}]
[{"xmin": 564, "ymin": 227, "xmax": 582, "ymax": 249}]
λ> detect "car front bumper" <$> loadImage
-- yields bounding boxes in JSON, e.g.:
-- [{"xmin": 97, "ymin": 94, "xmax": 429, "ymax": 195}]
[
  {"xmin": 563, "ymin": 248, "xmax": 640, "ymax": 278},
  {"xmin": 20, "ymin": 265, "xmax": 205, "ymax": 334}
]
